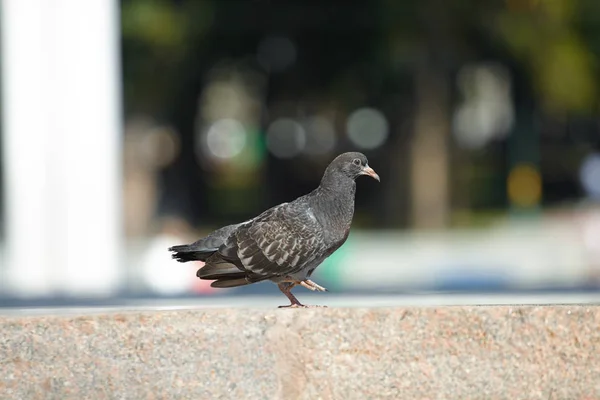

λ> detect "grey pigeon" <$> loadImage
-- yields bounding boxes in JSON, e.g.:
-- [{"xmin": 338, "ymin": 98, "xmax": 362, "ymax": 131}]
[{"xmin": 168, "ymin": 152, "xmax": 380, "ymax": 308}]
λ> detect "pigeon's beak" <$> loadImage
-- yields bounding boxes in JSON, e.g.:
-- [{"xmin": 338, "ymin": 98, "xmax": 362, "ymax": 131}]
[{"xmin": 360, "ymin": 165, "xmax": 380, "ymax": 182}]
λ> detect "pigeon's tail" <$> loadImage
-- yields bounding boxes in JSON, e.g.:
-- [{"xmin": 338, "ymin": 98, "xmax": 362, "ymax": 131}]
[
  {"xmin": 169, "ymin": 224, "xmax": 240, "ymax": 263},
  {"xmin": 168, "ymin": 244, "xmax": 217, "ymax": 263},
  {"xmin": 196, "ymin": 262, "xmax": 252, "ymax": 288},
  {"xmin": 210, "ymin": 278, "xmax": 251, "ymax": 288},
  {"xmin": 196, "ymin": 261, "xmax": 273, "ymax": 288},
  {"xmin": 196, "ymin": 262, "xmax": 243, "ymax": 280}
]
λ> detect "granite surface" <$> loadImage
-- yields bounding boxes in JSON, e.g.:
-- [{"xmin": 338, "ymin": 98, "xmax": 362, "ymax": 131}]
[{"xmin": 1, "ymin": 306, "xmax": 599, "ymax": 399}]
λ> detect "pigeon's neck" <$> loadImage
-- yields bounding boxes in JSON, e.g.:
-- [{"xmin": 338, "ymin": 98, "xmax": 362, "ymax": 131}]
[
  {"xmin": 311, "ymin": 172, "xmax": 356, "ymax": 241},
  {"xmin": 318, "ymin": 169, "xmax": 356, "ymax": 192}
]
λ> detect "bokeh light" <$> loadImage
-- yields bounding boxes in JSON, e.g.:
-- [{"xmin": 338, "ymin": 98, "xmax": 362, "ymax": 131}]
[
  {"xmin": 452, "ymin": 63, "xmax": 514, "ymax": 149},
  {"xmin": 579, "ymin": 153, "xmax": 600, "ymax": 199},
  {"xmin": 508, "ymin": 164, "xmax": 542, "ymax": 207},
  {"xmin": 202, "ymin": 118, "xmax": 247, "ymax": 159},
  {"xmin": 302, "ymin": 116, "xmax": 336, "ymax": 155},
  {"xmin": 139, "ymin": 126, "xmax": 180, "ymax": 168},
  {"xmin": 266, "ymin": 118, "xmax": 306, "ymax": 158},
  {"xmin": 346, "ymin": 108, "xmax": 389, "ymax": 150}
]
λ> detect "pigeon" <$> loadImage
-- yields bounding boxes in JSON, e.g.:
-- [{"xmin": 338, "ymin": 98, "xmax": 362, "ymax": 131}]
[{"xmin": 168, "ymin": 152, "xmax": 380, "ymax": 308}]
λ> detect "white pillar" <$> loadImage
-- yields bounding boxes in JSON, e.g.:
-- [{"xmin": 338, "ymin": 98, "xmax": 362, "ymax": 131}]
[{"xmin": 1, "ymin": 0, "xmax": 122, "ymax": 297}]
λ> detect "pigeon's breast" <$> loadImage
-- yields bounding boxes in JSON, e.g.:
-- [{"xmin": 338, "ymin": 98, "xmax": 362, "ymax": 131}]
[{"xmin": 322, "ymin": 208, "xmax": 353, "ymax": 245}]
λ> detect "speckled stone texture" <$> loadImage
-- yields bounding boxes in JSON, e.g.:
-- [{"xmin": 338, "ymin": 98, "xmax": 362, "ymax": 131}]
[{"xmin": 1, "ymin": 307, "xmax": 599, "ymax": 400}]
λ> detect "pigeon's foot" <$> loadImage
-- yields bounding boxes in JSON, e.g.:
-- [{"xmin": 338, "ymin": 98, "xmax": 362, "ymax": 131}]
[
  {"xmin": 278, "ymin": 303, "xmax": 307, "ymax": 309},
  {"xmin": 300, "ymin": 279, "xmax": 328, "ymax": 292},
  {"xmin": 277, "ymin": 304, "xmax": 328, "ymax": 309}
]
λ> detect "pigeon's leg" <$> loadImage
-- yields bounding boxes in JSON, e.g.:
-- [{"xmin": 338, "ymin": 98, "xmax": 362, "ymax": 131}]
[
  {"xmin": 277, "ymin": 282, "xmax": 307, "ymax": 308},
  {"xmin": 277, "ymin": 282, "xmax": 328, "ymax": 308},
  {"xmin": 300, "ymin": 280, "xmax": 328, "ymax": 292}
]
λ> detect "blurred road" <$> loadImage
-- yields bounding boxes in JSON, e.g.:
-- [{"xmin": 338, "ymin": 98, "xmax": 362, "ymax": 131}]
[{"xmin": 1, "ymin": 292, "xmax": 599, "ymax": 316}]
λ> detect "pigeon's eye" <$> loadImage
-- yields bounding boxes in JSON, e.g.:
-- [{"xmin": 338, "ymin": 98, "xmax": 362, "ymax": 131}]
[{"xmin": 352, "ymin": 158, "xmax": 361, "ymax": 166}]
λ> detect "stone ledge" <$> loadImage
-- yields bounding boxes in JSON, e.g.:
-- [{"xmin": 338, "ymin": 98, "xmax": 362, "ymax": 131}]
[{"xmin": 1, "ymin": 307, "xmax": 598, "ymax": 399}]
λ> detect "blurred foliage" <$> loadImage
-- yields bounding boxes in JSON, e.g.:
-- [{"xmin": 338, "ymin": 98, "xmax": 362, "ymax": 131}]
[
  {"xmin": 495, "ymin": 0, "xmax": 597, "ymax": 113},
  {"xmin": 122, "ymin": 1, "xmax": 188, "ymax": 49},
  {"xmin": 121, "ymin": 0, "xmax": 214, "ymax": 113},
  {"xmin": 121, "ymin": 0, "xmax": 600, "ymax": 115},
  {"xmin": 121, "ymin": 0, "xmax": 600, "ymax": 229}
]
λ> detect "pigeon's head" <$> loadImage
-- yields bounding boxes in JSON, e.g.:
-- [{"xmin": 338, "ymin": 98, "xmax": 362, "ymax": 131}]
[{"xmin": 327, "ymin": 152, "xmax": 380, "ymax": 182}]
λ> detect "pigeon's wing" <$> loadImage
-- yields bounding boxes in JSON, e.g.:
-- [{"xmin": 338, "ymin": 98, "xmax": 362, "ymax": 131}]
[{"xmin": 217, "ymin": 201, "xmax": 326, "ymax": 280}]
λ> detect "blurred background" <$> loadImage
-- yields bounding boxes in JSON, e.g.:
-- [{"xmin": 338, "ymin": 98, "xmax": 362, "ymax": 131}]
[{"xmin": 1, "ymin": 0, "xmax": 600, "ymax": 307}]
